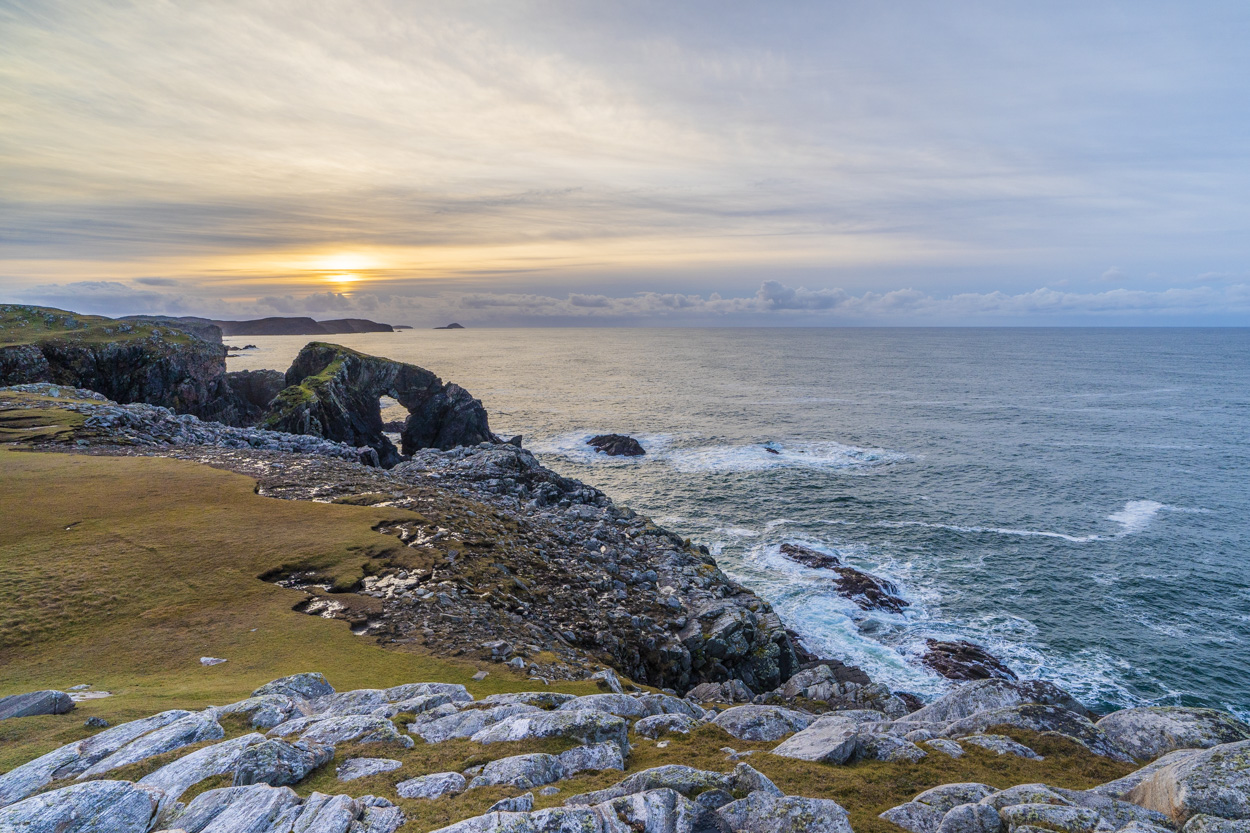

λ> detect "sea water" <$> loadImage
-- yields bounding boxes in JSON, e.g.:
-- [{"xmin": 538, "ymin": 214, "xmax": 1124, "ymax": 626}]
[{"xmin": 229, "ymin": 327, "xmax": 1250, "ymax": 716}]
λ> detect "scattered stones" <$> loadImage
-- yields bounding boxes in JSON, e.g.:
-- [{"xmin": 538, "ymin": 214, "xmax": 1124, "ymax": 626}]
[
  {"xmin": 556, "ymin": 693, "xmax": 653, "ymax": 718},
  {"xmin": 688, "ymin": 680, "xmax": 755, "ymax": 705},
  {"xmin": 566, "ymin": 762, "xmax": 781, "ymax": 805},
  {"xmin": 337, "ymin": 757, "xmax": 403, "ymax": 782},
  {"xmin": 479, "ymin": 691, "xmax": 577, "ymax": 709},
  {"xmin": 410, "ymin": 704, "xmax": 540, "ymax": 743},
  {"xmin": 83, "ymin": 716, "xmax": 109, "ymax": 728},
  {"xmin": 397, "ymin": 772, "xmax": 466, "ymax": 800},
  {"xmin": 276, "ymin": 715, "xmax": 414, "ymax": 748},
  {"xmin": 0, "ymin": 690, "xmax": 74, "ymax": 721},
  {"xmin": 201, "ymin": 656, "xmax": 228, "ymax": 666},
  {"xmin": 926, "ymin": 739, "xmax": 966, "ymax": 758}
]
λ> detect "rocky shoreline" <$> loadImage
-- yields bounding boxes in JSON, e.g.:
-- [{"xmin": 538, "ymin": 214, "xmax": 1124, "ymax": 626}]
[{"xmin": 3, "ymin": 307, "xmax": 1250, "ymax": 832}]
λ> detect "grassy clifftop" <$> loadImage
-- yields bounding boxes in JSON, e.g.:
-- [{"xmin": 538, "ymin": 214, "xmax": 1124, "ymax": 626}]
[{"xmin": 0, "ymin": 305, "xmax": 200, "ymax": 347}]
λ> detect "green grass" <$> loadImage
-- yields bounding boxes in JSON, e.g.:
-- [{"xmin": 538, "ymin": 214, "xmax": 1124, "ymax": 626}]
[
  {"xmin": 0, "ymin": 304, "xmax": 198, "ymax": 347},
  {"xmin": 0, "ymin": 445, "xmax": 1136, "ymax": 832}
]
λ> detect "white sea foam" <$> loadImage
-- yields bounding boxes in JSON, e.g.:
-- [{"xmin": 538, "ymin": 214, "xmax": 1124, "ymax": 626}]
[
  {"xmin": 529, "ymin": 432, "xmax": 906, "ymax": 474},
  {"xmin": 873, "ymin": 520, "xmax": 1103, "ymax": 543}
]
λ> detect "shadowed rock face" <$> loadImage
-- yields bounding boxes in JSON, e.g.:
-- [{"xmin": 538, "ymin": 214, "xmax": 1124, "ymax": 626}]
[{"xmin": 261, "ymin": 343, "xmax": 495, "ymax": 467}]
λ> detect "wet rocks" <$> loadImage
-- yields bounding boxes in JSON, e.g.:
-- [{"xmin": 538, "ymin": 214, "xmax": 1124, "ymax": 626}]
[
  {"xmin": 780, "ymin": 543, "xmax": 841, "ymax": 569},
  {"xmin": 587, "ymin": 434, "xmax": 646, "ymax": 456},
  {"xmin": 1095, "ymin": 708, "xmax": 1250, "ymax": 762},
  {"xmin": 0, "ymin": 690, "xmax": 74, "ymax": 721},
  {"xmin": 923, "ymin": 640, "xmax": 1018, "ymax": 682},
  {"xmin": 831, "ymin": 566, "xmax": 910, "ymax": 613}
]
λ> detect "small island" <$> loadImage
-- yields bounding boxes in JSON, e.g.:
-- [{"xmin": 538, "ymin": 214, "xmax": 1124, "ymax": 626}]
[{"xmin": 434, "ymin": 322, "xmax": 465, "ymax": 330}]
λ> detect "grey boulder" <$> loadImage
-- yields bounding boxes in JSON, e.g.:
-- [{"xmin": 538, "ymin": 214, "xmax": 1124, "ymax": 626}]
[
  {"xmin": 76, "ymin": 710, "xmax": 224, "ymax": 778},
  {"xmin": 636, "ymin": 714, "xmax": 701, "ymax": 739},
  {"xmin": 486, "ymin": 793, "xmax": 535, "ymax": 813},
  {"xmin": 1090, "ymin": 749, "xmax": 1205, "ymax": 799},
  {"xmin": 0, "ymin": 780, "xmax": 166, "ymax": 833},
  {"xmin": 232, "ymin": 738, "xmax": 334, "ymax": 786},
  {"xmin": 937, "ymin": 803, "xmax": 1004, "ymax": 833},
  {"xmin": 252, "ymin": 672, "xmax": 335, "ymax": 701},
  {"xmin": 470, "ymin": 709, "xmax": 629, "ymax": 754},
  {"xmin": 942, "ymin": 705, "xmax": 1128, "ymax": 761},
  {"xmin": 288, "ymin": 715, "xmax": 414, "ymax": 748},
  {"xmin": 857, "ymin": 734, "xmax": 927, "ymax": 763},
  {"xmin": 917, "ymin": 784, "xmax": 998, "ymax": 814},
  {"xmin": 712, "ymin": 706, "xmax": 816, "ymax": 742},
  {"xmin": 1095, "ymin": 708, "xmax": 1250, "ymax": 762},
  {"xmin": 0, "ymin": 691, "xmax": 74, "ymax": 721},
  {"xmin": 1126, "ymin": 739, "xmax": 1250, "ymax": 822},
  {"xmin": 883, "ymin": 802, "xmax": 948, "ymax": 833},
  {"xmin": 412, "ymin": 704, "xmax": 540, "ymax": 744},
  {"xmin": 1183, "ymin": 816, "xmax": 1250, "ymax": 833},
  {"xmin": 308, "ymin": 689, "xmax": 389, "ymax": 717},
  {"xmin": 567, "ymin": 762, "xmax": 780, "ymax": 806},
  {"xmin": 384, "ymin": 682, "xmax": 472, "ymax": 702},
  {"xmin": 719, "ymin": 790, "xmax": 853, "ymax": 833},
  {"xmin": 556, "ymin": 693, "xmax": 653, "ymax": 719},
  {"xmin": 962, "ymin": 734, "xmax": 1044, "ymax": 760},
  {"xmin": 138, "ymin": 733, "xmax": 265, "ymax": 799},
  {"xmin": 217, "ymin": 695, "xmax": 307, "ymax": 730},
  {"xmin": 997, "ymin": 803, "xmax": 1103, "ymax": 833},
  {"xmin": 769, "ymin": 712, "xmax": 888, "ymax": 764},
  {"xmin": 926, "ymin": 739, "xmax": 966, "ymax": 758},
  {"xmin": 337, "ymin": 757, "xmax": 403, "ymax": 782},
  {"xmin": 478, "ymin": 691, "xmax": 577, "ymax": 709},
  {"xmin": 557, "ymin": 743, "xmax": 626, "ymax": 776},
  {"xmin": 469, "ymin": 753, "xmax": 565, "ymax": 789},
  {"xmin": 396, "ymin": 772, "xmax": 466, "ymax": 799},
  {"xmin": 908, "ymin": 680, "xmax": 1091, "ymax": 724}
]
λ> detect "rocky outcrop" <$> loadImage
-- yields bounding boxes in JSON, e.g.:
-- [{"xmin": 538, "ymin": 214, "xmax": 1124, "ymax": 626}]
[
  {"xmin": 0, "ymin": 780, "xmax": 166, "ymax": 833},
  {"xmin": 224, "ymin": 368, "xmax": 286, "ymax": 423},
  {"xmin": 211, "ymin": 316, "xmax": 395, "ymax": 336},
  {"xmin": 923, "ymin": 640, "xmax": 1018, "ymax": 682},
  {"xmin": 588, "ymin": 434, "xmax": 646, "ymax": 456},
  {"xmin": 0, "ymin": 690, "xmax": 74, "ymax": 720},
  {"xmin": 0, "ymin": 305, "xmax": 241, "ymax": 424},
  {"xmin": 780, "ymin": 543, "xmax": 841, "ymax": 569},
  {"xmin": 261, "ymin": 342, "xmax": 495, "ymax": 466},
  {"xmin": 906, "ymin": 679, "xmax": 1092, "ymax": 724}
]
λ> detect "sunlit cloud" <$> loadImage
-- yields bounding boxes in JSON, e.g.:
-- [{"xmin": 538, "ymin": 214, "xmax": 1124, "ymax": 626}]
[{"xmin": 2, "ymin": 1, "xmax": 1249, "ymax": 322}]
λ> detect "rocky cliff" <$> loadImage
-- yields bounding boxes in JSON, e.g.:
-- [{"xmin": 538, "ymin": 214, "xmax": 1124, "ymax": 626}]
[
  {"xmin": 0, "ymin": 305, "xmax": 240, "ymax": 425},
  {"xmin": 261, "ymin": 342, "xmax": 496, "ymax": 467}
]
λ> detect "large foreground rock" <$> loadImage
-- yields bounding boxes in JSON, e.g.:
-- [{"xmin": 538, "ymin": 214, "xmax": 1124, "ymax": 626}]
[
  {"xmin": 410, "ymin": 704, "xmax": 539, "ymax": 743},
  {"xmin": 566, "ymin": 763, "xmax": 781, "ymax": 806},
  {"xmin": 261, "ymin": 342, "xmax": 496, "ymax": 466},
  {"xmin": 0, "ymin": 780, "xmax": 165, "ymax": 833},
  {"xmin": 769, "ymin": 711, "xmax": 890, "ymax": 764},
  {"xmin": 0, "ymin": 690, "xmax": 74, "ymax": 721},
  {"xmin": 941, "ymin": 705, "xmax": 1129, "ymax": 761},
  {"xmin": 1126, "ymin": 740, "xmax": 1250, "ymax": 822},
  {"xmin": 252, "ymin": 672, "xmax": 335, "ymax": 701},
  {"xmin": 167, "ymin": 783, "xmax": 404, "ymax": 833},
  {"xmin": 232, "ymin": 738, "xmax": 334, "ymax": 786},
  {"xmin": 431, "ymin": 787, "xmax": 720, "ymax": 833},
  {"xmin": 1096, "ymin": 708, "xmax": 1250, "ymax": 762},
  {"xmin": 719, "ymin": 791, "xmax": 853, "ymax": 833}
]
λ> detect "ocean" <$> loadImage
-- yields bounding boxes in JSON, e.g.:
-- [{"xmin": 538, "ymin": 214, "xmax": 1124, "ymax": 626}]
[{"xmin": 229, "ymin": 327, "xmax": 1250, "ymax": 716}]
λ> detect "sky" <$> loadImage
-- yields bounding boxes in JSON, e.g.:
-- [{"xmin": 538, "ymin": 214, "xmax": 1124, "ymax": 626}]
[{"xmin": 2, "ymin": 0, "xmax": 1249, "ymax": 326}]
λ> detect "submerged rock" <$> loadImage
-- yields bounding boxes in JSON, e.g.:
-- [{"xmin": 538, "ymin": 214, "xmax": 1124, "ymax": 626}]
[
  {"xmin": 923, "ymin": 640, "xmax": 1018, "ymax": 682},
  {"xmin": 830, "ymin": 566, "xmax": 910, "ymax": 614},
  {"xmin": 780, "ymin": 543, "xmax": 841, "ymax": 569},
  {"xmin": 587, "ymin": 434, "xmax": 646, "ymax": 457}
]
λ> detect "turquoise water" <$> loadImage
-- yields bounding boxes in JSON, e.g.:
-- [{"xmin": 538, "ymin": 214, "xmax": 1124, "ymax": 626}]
[{"xmin": 230, "ymin": 328, "xmax": 1250, "ymax": 714}]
